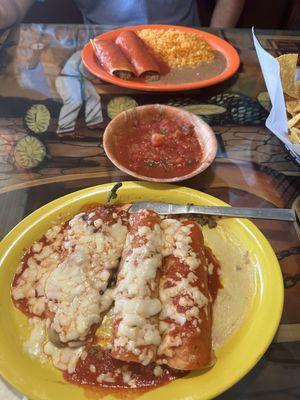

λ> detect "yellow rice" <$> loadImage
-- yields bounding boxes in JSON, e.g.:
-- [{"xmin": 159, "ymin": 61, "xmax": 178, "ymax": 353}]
[{"xmin": 137, "ymin": 28, "xmax": 215, "ymax": 69}]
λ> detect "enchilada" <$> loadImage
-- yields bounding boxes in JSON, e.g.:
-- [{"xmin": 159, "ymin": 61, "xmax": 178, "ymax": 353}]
[
  {"xmin": 45, "ymin": 205, "xmax": 129, "ymax": 346},
  {"xmin": 115, "ymin": 30, "xmax": 160, "ymax": 80},
  {"xmin": 158, "ymin": 219, "xmax": 213, "ymax": 370},
  {"xmin": 111, "ymin": 209, "xmax": 163, "ymax": 365},
  {"xmin": 91, "ymin": 38, "xmax": 135, "ymax": 80}
]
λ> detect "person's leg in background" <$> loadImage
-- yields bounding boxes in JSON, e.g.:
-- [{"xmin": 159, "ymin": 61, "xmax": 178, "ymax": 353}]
[
  {"xmin": 55, "ymin": 75, "xmax": 83, "ymax": 135},
  {"xmin": 82, "ymin": 78, "xmax": 103, "ymax": 129}
]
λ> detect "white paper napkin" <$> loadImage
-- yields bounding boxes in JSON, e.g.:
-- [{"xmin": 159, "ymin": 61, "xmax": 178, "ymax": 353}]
[{"xmin": 252, "ymin": 28, "xmax": 300, "ymax": 155}]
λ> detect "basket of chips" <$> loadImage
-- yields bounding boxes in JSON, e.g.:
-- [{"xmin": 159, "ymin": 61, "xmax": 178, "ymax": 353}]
[
  {"xmin": 278, "ymin": 54, "xmax": 300, "ymax": 145},
  {"xmin": 253, "ymin": 29, "xmax": 300, "ymax": 162}
]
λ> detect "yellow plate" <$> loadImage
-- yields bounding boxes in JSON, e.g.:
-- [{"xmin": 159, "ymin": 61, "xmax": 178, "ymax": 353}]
[{"xmin": 0, "ymin": 182, "xmax": 283, "ymax": 400}]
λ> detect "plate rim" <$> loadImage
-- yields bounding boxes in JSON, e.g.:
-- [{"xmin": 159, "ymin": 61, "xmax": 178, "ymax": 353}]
[
  {"xmin": 0, "ymin": 182, "xmax": 284, "ymax": 400},
  {"xmin": 81, "ymin": 24, "xmax": 240, "ymax": 92}
]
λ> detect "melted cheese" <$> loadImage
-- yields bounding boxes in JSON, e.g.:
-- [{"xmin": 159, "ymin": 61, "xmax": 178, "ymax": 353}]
[
  {"xmin": 157, "ymin": 334, "xmax": 183, "ymax": 358},
  {"xmin": 115, "ymin": 298, "xmax": 161, "ymax": 318},
  {"xmin": 45, "ymin": 212, "xmax": 127, "ymax": 343},
  {"xmin": 96, "ymin": 372, "xmax": 115, "ymax": 383},
  {"xmin": 161, "ymin": 219, "xmax": 200, "ymax": 270},
  {"xmin": 160, "ymin": 277, "xmax": 208, "ymax": 309},
  {"xmin": 122, "ymin": 369, "xmax": 132, "ymax": 384},
  {"xmin": 113, "ymin": 211, "xmax": 163, "ymax": 365},
  {"xmin": 12, "ymin": 224, "xmax": 65, "ymax": 316},
  {"xmin": 158, "ymin": 219, "xmax": 208, "ymax": 357},
  {"xmin": 23, "ymin": 318, "xmax": 84, "ymax": 375},
  {"xmin": 44, "ymin": 341, "xmax": 84, "ymax": 373},
  {"xmin": 208, "ymin": 263, "xmax": 214, "ymax": 275},
  {"xmin": 89, "ymin": 364, "xmax": 96, "ymax": 373},
  {"xmin": 23, "ymin": 318, "xmax": 47, "ymax": 361},
  {"xmin": 153, "ymin": 365, "xmax": 163, "ymax": 377}
]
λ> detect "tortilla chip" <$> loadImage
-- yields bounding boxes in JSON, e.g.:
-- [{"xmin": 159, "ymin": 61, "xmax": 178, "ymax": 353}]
[
  {"xmin": 289, "ymin": 127, "xmax": 300, "ymax": 144},
  {"xmin": 288, "ymin": 113, "xmax": 300, "ymax": 129},
  {"xmin": 277, "ymin": 54, "xmax": 300, "ymax": 99},
  {"xmin": 286, "ymin": 100, "xmax": 300, "ymax": 116}
]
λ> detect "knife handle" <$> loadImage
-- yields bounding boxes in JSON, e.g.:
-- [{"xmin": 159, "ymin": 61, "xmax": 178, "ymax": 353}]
[{"xmin": 189, "ymin": 206, "xmax": 296, "ymax": 221}]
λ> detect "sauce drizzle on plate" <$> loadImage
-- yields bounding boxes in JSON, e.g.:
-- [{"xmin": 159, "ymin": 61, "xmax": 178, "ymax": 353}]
[{"xmin": 64, "ymin": 347, "xmax": 187, "ymax": 389}]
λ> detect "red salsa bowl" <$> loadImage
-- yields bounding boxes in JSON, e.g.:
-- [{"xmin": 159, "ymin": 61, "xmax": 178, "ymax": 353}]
[{"xmin": 103, "ymin": 104, "xmax": 217, "ymax": 182}]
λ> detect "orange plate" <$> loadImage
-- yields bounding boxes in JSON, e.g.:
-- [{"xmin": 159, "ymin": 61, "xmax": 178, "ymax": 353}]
[{"xmin": 82, "ymin": 24, "xmax": 240, "ymax": 92}]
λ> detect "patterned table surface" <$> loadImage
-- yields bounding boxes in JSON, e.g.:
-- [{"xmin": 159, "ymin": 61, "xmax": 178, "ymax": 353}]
[{"xmin": 0, "ymin": 24, "xmax": 299, "ymax": 400}]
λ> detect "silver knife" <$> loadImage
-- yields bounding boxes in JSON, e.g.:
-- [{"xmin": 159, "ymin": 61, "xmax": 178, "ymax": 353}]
[{"xmin": 129, "ymin": 202, "xmax": 296, "ymax": 221}]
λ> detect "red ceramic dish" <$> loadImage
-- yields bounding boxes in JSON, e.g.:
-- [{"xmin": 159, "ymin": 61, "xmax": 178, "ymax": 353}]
[
  {"xmin": 103, "ymin": 104, "xmax": 217, "ymax": 182},
  {"xmin": 82, "ymin": 24, "xmax": 240, "ymax": 92}
]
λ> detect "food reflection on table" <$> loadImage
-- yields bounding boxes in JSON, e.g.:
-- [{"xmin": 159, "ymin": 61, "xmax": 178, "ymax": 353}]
[{"xmin": 11, "ymin": 187, "xmax": 255, "ymax": 391}]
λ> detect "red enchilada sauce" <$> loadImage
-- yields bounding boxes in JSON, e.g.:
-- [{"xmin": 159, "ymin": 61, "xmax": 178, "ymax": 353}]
[
  {"xmin": 11, "ymin": 222, "xmax": 67, "ymax": 319},
  {"xmin": 205, "ymin": 246, "xmax": 223, "ymax": 302},
  {"xmin": 12, "ymin": 248, "xmax": 38, "ymax": 318},
  {"xmin": 115, "ymin": 116, "xmax": 202, "ymax": 179},
  {"xmin": 64, "ymin": 347, "xmax": 186, "ymax": 389}
]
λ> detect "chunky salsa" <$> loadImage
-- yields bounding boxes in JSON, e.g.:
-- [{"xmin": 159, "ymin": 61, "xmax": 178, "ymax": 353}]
[{"xmin": 115, "ymin": 116, "xmax": 202, "ymax": 179}]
